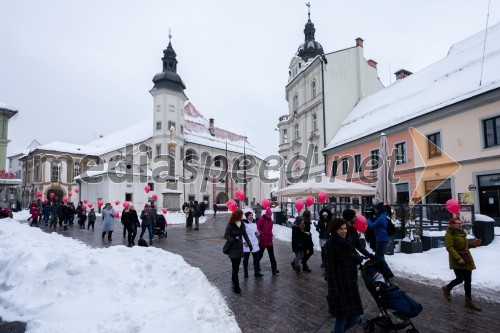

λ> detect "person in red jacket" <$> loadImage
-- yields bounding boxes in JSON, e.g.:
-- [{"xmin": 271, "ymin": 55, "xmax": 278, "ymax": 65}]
[
  {"xmin": 257, "ymin": 208, "xmax": 279, "ymax": 275},
  {"xmin": 29, "ymin": 202, "xmax": 41, "ymax": 227}
]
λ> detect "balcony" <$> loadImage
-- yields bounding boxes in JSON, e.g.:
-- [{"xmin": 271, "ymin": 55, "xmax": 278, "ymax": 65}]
[{"xmin": 279, "ymin": 115, "xmax": 289, "ymax": 123}]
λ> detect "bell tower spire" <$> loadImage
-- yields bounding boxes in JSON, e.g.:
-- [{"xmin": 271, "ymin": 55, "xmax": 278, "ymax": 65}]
[{"xmin": 152, "ymin": 30, "xmax": 186, "ymax": 92}]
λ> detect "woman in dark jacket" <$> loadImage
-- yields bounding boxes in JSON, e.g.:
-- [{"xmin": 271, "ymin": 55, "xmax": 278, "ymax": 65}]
[
  {"xmin": 442, "ymin": 217, "xmax": 482, "ymax": 311},
  {"xmin": 325, "ymin": 218, "xmax": 363, "ymax": 333},
  {"xmin": 224, "ymin": 209, "xmax": 252, "ymax": 294},
  {"xmin": 122, "ymin": 204, "xmax": 140, "ymax": 247},
  {"xmin": 301, "ymin": 210, "xmax": 314, "ymax": 272},
  {"xmin": 291, "ymin": 216, "xmax": 305, "ymax": 273},
  {"xmin": 315, "ymin": 208, "xmax": 332, "ymax": 269}
]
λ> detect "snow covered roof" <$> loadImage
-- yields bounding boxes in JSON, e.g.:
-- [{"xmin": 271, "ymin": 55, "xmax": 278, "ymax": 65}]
[
  {"xmin": 325, "ymin": 22, "xmax": 500, "ymax": 150},
  {"xmin": 7, "ymin": 140, "xmax": 41, "ymax": 158},
  {"xmin": 0, "ymin": 100, "xmax": 17, "ymax": 112}
]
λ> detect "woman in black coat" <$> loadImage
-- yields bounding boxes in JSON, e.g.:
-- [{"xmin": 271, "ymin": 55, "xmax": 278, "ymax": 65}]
[
  {"xmin": 224, "ymin": 209, "xmax": 252, "ymax": 294},
  {"xmin": 325, "ymin": 218, "xmax": 363, "ymax": 333}
]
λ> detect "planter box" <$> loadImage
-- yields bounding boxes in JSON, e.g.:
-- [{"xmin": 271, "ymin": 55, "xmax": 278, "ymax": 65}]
[
  {"xmin": 401, "ymin": 241, "xmax": 423, "ymax": 254},
  {"xmin": 421, "ymin": 236, "xmax": 445, "ymax": 251}
]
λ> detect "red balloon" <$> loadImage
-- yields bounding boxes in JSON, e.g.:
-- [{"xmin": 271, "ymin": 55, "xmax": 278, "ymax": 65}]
[
  {"xmin": 152, "ymin": 194, "xmax": 158, "ymax": 201},
  {"xmin": 261, "ymin": 198, "xmax": 271, "ymax": 210},
  {"xmin": 235, "ymin": 189, "xmax": 245, "ymax": 202},
  {"xmin": 114, "ymin": 212, "xmax": 120, "ymax": 218},
  {"xmin": 82, "ymin": 205, "xmax": 87, "ymax": 211},
  {"xmin": 305, "ymin": 196, "xmax": 314, "ymax": 207},
  {"xmin": 83, "ymin": 199, "xmax": 88, "ymax": 204},
  {"xmin": 144, "ymin": 185, "xmax": 151, "ymax": 194},
  {"xmin": 36, "ymin": 192, "xmax": 42, "ymax": 198},
  {"xmin": 123, "ymin": 202, "xmax": 129, "ymax": 208},
  {"xmin": 74, "ymin": 189, "xmax": 79, "ymax": 194},
  {"xmin": 115, "ymin": 200, "xmax": 120, "ymax": 205},
  {"xmin": 295, "ymin": 199, "xmax": 304, "ymax": 212},
  {"xmin": 318, "ymin": 191, "xmax": 327, "ymax": 204},
  {"xmin": 446, "ymin": 199, "xmax": 460, "ymax": 215},
  {"xmin": 43, "ymin": 199, "xmax": 49, "ymax": 204},
  {"xmin": 62, "ymin": 197, "xmax": 68, "ymax": 203},
  {"xmin": 162, "ymin": 208, "xmax": 168, "ymax": 214},
  {"xmin": 97, "ymin": 200, "xmax": 103, "ymax": 207},
  {"xmin": 88, "ymin": 203, "xmax": 93, "ymax": 208},
  {"xmin": 68, "ymin": 192, "xmax": 73, "ymax": 197},
  {"xmin": 354, "ymin": 215, "xmax": 367, "ymax": 233},
  {"xmin": 49, "ymin": 193, "xmax": 55, "ymax": 199}
]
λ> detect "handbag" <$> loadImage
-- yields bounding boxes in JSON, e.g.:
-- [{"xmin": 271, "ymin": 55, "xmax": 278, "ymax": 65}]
[
  {"xmin": 223, "ymin": 241, "xmax": 232, "ymax": 255},
  {"xmin": 456, "ymin": 249, "xmax": 472, "ymax": 264}
]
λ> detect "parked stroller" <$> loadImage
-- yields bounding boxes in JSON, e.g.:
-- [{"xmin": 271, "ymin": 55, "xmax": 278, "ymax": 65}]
[
  {"xmin": 153, "ymin": 215, "xmax": 167, "ymax": 238},
  {"xmin": 361, "ymin": 258, "xmax": 422, "ymax": 333}
]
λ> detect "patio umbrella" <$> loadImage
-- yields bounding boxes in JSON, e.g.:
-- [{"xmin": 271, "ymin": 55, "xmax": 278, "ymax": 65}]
[
  {"xmin": 375, "ymin": 133, "xmax": 397, "ymax": 204},
  {"xmin": 273, "ymin": 175, "xmax": 376, "ymax": 197}
]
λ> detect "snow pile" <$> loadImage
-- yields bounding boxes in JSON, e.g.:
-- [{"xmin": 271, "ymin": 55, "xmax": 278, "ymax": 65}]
[{"xmin": 0, "ymin": 219, "xmax": 240, "ymax": 333}]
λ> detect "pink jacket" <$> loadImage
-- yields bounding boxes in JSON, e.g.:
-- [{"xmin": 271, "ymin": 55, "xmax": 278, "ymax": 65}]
[
  {"xmin": 30, "ymin": 205, "xmax": 40, "ymax": 219},
  {"xmin": 257, "ymin": 215, "xmax": 274, "ymax": 247}
]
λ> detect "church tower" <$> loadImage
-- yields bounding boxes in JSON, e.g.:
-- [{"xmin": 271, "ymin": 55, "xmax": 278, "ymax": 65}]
[{"xmin": 150, "ymin": 32, "xmax": 187, "ymax": 198}]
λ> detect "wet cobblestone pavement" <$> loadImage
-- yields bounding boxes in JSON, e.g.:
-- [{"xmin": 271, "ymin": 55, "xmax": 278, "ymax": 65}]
[{"xmin": 17, "ymin": 216, "xmax": 500, "ymax": 332}]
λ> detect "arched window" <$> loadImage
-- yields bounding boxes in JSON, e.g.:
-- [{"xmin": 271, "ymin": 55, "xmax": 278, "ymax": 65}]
[
  {"xmin": 185, "ymin": 149, "xmax": 197, "ymax": 163},
  {"xmin": 311, "ymin": 80, "xmax": 317, "ymax": 98},
  {"xmin": 214, "ymin": 155, "xmax": 225, "ymax": 168},
  {"xmin": 293, "ymin": 95, "xmax": 299, "ymax": 111}
]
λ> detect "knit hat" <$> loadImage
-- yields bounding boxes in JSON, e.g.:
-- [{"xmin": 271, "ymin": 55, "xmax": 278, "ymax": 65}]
[
  {"xmin": 342, "ymin": 208, "xmax": 356, "ymax": 221},
  {"xmin": 449, "ymin": 217, "xmax": 462, "ymax": 224},
  {"xmin": 294, "ymin": 216, "xmax": 304, "ymax": 226},
  {"xmin": 374, "ymin": 202, "xmax": 386, "ymax": 213},
  {"xmin": 265, "ymin": 208, "xmax": 272, "ymax": 215},
  {"xmin": 244, "ymin": 211, "xmax": 253, "ymax": 218}
]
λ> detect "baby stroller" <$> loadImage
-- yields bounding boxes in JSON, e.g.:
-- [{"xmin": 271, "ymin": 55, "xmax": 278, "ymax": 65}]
[
  {"xmin": 153, "ymin": 215, "xmax": 167, "ymax": 238},
  {"xmin": 361, "ymin": 258, "xmax": 422, "ymax": 333}
]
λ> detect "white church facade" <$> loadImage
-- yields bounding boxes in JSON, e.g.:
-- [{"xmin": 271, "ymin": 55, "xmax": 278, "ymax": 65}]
[{"xmin": 18, "ymin": 36, "xmax": 269, "ymax": 211}]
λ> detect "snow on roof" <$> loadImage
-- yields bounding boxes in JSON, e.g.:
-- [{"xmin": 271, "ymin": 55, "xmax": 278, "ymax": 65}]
[
  {"xmin": 0, "ymin": 99, "xmax": 17, "ymax": 111},
  {"xmin": 7, "ymin": 140, "xmax": 41, "ymax": 158},
  {"xmin": 32, "ymin": 141, "xmax": 100, "ymax": 155},
  {"xmin": 325, "ymin": 22, "xmax": 500, "ymax": 150}
]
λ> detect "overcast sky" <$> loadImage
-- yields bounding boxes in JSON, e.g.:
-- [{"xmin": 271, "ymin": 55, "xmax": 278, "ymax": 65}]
[{"xmin": 2, "ymin": 0, "xmax": 500, "ymax": 160}]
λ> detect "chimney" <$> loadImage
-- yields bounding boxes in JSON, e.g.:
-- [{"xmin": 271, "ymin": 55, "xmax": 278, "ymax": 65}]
[
  {"xmin": 355, "ymin": 37, "xmax": 364, "ymax": 48},
  {"xmin": 394, "ymin": 69, "xmax": 413, "ymax": 81},
  {"xmin": 209, "ymin": 118, "xmax": 215, "ymax": 136},
  {"xmin": 367, "ymin": 59, "xmax": 377, "ymax": 69}
]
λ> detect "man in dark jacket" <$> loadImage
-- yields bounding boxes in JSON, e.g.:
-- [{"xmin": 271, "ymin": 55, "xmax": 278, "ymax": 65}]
[
  {"xmin": 49, "ymin": 202, "xmax": 60, "ymax": 229},
  {"xmin": 193, "ymin": 201, "xmax": 201, "ymax": 230}
]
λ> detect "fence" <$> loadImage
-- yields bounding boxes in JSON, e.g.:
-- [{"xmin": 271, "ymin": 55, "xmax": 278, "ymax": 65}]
[{"xmin": 279, "ymin": 202, "xmax": 475, "ymax": 237}]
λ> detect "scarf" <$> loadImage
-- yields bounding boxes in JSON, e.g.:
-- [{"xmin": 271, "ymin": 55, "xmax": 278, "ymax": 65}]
[{"xmin": 332, "ymin": 233, "xmax": 354, "ymax": 251}]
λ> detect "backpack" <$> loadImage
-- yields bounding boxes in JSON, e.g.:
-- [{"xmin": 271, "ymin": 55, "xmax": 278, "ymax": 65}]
[
  {"xmin": 138, "ymin": 238, "xmax": 148, "ymax": 247},
  {"xmin": 386, "ymin": 217, "xmax": 396, "ymax": 237}
]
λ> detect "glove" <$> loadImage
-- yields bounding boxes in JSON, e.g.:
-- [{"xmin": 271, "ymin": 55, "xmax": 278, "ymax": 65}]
[{"xmin": 473, "ymin": 239, "xmax": 481, "ymax": 246}]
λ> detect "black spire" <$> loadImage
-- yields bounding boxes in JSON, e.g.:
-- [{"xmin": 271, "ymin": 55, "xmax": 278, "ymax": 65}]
[
  {"xmin": 152, "ymin": 30, "xmax": 186, "ymax": 91},
  {"xmin": 296, "ymin": 2, "xmax": 324, "ymax": 61}
]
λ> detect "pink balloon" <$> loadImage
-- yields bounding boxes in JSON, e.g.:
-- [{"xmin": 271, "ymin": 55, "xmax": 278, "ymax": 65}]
[
  {"xmin": 261, "ymin": 198, "xmax": 271, "ymax": 210},
  {"xmin": 305, "ymin": 196, "xmax": 314, "ymax": 207},
  {"xmin": 114, "ymin": 212, "xmax": 120, "ymax": 218},
  {"xmin": 152, "ymin": 193, "xmax": 158, "ymax": 200},
  {"xmin": 97, "ymin": 200, "xmax": 103, "ymax": 207},
  {"xmin": 43, "ymin": 199, "xmax": 49, "ymax": 204},
  {"xmin": 74, "ymin": 189, "xmax": 79, "ymax": 194},
  {"xmin": 123, "ymin": 202, "xmax": 130, "ymax": 208},
  {"xmin": 295, "ymin": 199, "xmax": 304, "ymax": 212},
  {"xmin": 49, "ymin": 193, "xmax": 55, "ymax": 199},
  {"xmin": 162, "ymin": 208, "xmax": 168, "ymax": 214},
  {"xmin": 36, "ymin": 192, "xmax": 42, "ymax": 198},
  {"xmin": 235, "ymin": 189, "xmax": 245, "ymax": 202},
  {"xmin": 82, "ymin": 205, "xmax": 87, "ymax": 211},
  {"xmin": 144, "ymin": 185, "xmax": 151, "ymax": 194},
  {"xmin": 115, "ymin": 200, "xmax": 120, "ymax": 205},
  {"xmin": 88, "ymin": 203, "xmax": 93, "ymax": 208},
  {"xmin": 446, "ymin": 199, "xmax": 460, "ymax": 215},
  {"xmin": 68, "ymin": 192, "xmax": 73, "ymax": 197},
  {"xmin": 354, "ymin": 215, "xmax": 367, "ymax": 233},
  {"xmin": 62, "ymin": 197, "xmax": 68, "ymax": 203},
  {"xmin": 226, "ymin": 199, "xmax": 237, "ymax": 211},
  {"xmin": 318, "ymin": 191, "xmax": 327, "ymax": 204}
]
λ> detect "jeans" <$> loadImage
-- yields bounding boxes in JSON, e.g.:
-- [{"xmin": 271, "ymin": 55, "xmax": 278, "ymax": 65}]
[
  {"xmin": 243, "ymin": 251, "xmax": 261, "ymax": 275},
  {"xmin": 447, "ymin": 269, "xmax": 472, "ymax": 298},
  {"xmin": 140, "ymin": 224, "xmax": 153, "ymax": 243},
  {"xmin": 258, "ymin": 245, "xmax": 277, "ymax": 272},
  {"xmin": 334, "ymin": 316, "xmax": 361, "ymax": 333},
  {"xmin": 376, "ymin": 241, "xmax": 394, "ymax": 279},
  {"xmin": 294, "ymin": 250, "xmax": 304, "ymax": 266}
]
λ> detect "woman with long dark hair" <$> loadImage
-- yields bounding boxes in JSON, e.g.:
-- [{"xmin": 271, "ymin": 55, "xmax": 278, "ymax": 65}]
[{"xmin": 224, "ymin": 209, "xmax": 252, "ymax": 294}]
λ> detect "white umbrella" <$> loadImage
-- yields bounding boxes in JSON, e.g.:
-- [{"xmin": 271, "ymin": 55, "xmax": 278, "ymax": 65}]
[
  {"xmin": 273, "ymin": 175, "xmax": 376, "ymax": 197},
  {"xmin": 375, "ymin": 133, "xmax": 397, "ymax": 204}
]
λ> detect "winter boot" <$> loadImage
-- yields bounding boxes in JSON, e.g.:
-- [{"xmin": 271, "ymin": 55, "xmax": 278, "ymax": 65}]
[
  {"xmin": 295, "ymin": 264, "xmax": 301, "ymax": 273},
  {"xmin": 302, "ymin": 263, "xmax": 312, "ymax": 273},
  {"xmin": 465, "ymin": 297, "xmax": 482, "ymax": 311},
  {"xmin": 442, "ymin": 286, "xmax": 451, "ymax": 301}
]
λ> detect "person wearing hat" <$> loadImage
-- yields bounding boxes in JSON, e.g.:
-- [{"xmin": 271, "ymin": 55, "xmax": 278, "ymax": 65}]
[
  {"xmin": 442, "ymin": 217, "xmax": 482, "ymax": 311},
  {"xmin": 242, "ymin": 211, "xmax": 263, "ymax": 278},
  {"xmin": 342, "ymin": 208, "xmax": 374, "ymax": 259},
  {"xmin": 291, "ymin": 215, "xmax": 305, "ymax": 272},
  {"xmin": 366, "ymin": 202, "xmax": 394, "ymax": 280},
  {"xmin": 257, "ymin": 208, "xmax": 280, "ymax": 275},
  {"xmin": 315, "ymin": 208, "xmax": 332, "ymax": 270},
  {"xmin": 87, "ymin": 207, "xmax": 96, "ymax": 231}
]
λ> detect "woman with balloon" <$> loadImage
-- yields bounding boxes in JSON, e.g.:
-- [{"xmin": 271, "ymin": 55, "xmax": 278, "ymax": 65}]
[{"xmin": 257, "ymin": 203, "xmax": 280, "ymax": 275}]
